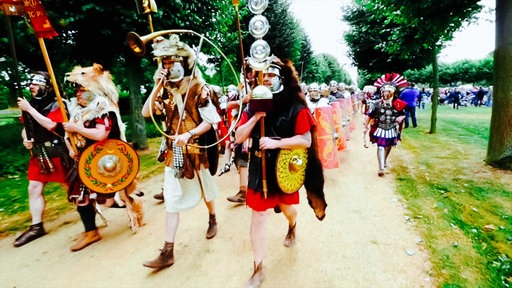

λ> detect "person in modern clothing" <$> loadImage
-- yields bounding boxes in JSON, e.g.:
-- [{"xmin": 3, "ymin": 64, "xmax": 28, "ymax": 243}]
[
  {"xmin": 399, "ymin": 83, "xmax": 419, "ymax": 128},
  {"xmin": 475, "ymin": 86, "xmax": 486, "ymax": 107},
  {"xmin": 418, "ymin": 88, "xmax": 430, "ymax": 110},
  {"xmin": 448, "ymin": 88, "xmax": 463, "ymax": 109}
]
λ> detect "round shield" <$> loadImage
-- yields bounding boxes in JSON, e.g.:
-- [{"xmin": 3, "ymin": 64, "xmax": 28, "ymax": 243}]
[
  {"xmin": 78, "ymin": 139, "xmax": 139, "ymax": 193},
  {"xmin": 276, "ymin": 148, "xmax": 308, "ymax": 193}
]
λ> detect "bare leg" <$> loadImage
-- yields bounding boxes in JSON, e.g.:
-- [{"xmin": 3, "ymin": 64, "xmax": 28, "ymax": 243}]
[
  {"xmin": 13, "ymin": 180, "xmax": 48, "ymax": 247},
  {"xmin": 219, "ymin": 140, "xmax": 233, "ymax": 175},
  {"xmin": 227, "ymin": 165, "xmax": 248, "ymax": 203},
  {"xmin": 143, "ymin": 212, "xmax": 177, "ymax": 268},
  {"xmin": 28, "ymin": 180, "xmax": 46, "ymax": 224},
  {"xmin": 247, "ymin": 210, "xmax": 267, "ymax": 288},
  {"xmin": 203, "ymin": 199, "xmax": 215, "ymax": 215},
  {"xmin": 250, "ymin": 209, "xmax": 269, "ymax": 265},
  {"xmin": 239, "ymin": 166, "xmax": 248, "ymax": 188},
  {"xmin": 165, "ymin": 212, "xmax": 179, "ymax": 243},
  {"xmin": 279, "ymin": 204, "xmax": 297, "ymax": 247},
  {"xmin": 278, "ymin": 204, "xmax": 297, "ymax": 227}
]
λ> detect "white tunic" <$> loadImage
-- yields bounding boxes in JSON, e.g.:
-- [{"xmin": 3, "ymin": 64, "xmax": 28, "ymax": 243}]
[{"xmin": 164, "ymin": 99, "xmax": 221, "ymax": 213}]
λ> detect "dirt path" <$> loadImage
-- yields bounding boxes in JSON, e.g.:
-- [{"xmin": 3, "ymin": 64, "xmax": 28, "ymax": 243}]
[{"xmin": 0, "ymin": 114, "xmax": 434, "ymax": 288}]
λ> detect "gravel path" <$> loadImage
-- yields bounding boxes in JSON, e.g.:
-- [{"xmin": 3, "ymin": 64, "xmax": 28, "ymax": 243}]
[{"xmin": 0, "ymin": 114, "xmax": 434, "ymax": 288}]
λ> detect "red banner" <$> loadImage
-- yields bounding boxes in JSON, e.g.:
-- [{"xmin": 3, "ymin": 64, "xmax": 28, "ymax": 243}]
[{"xmin": 23, "ymin": 0, "xmax": 57, "ymax": 39}]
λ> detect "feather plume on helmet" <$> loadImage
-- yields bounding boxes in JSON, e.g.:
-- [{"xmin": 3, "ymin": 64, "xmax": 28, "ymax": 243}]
[{"xmin": 373, "ymin": 72, "xmax": 408, "ymax": 94}]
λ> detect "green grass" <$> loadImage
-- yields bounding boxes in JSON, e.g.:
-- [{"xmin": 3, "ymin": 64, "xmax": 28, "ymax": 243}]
[
  {"xmin": 394, "ymin": 105, "xmax": 512, "ymax": 287},
  {"xmin": 0, "ymin": 137, "xmax": 163, "ymax": 236}
]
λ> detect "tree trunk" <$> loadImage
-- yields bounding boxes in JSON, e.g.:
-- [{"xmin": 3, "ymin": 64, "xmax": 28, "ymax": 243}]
[
  {"xmin": 486, "ymin": 0, "xmax": 512, "ymax": 169},
  {"xmin": 429, "ymin": 49, "xmax": 440, "ymax": 134},
  {"xmin": 126, "ymin": 54, "xmax": 148, "ymax": 150}
]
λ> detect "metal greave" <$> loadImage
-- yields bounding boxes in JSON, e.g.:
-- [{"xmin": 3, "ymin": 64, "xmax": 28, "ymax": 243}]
[{"xmin": 377, "ymin": 146, "xmax": 386, "ymax": 171}]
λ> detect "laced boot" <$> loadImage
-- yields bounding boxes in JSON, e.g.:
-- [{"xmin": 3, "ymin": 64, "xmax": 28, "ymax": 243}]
[
  {"xmin": 226, "ymin": 190, "xmax": 246, "ymax": 203},
  {"xmin": 283, "ymin": 222, "xmax": 296, "ymax": 248},
  {"xmin": 206, "ymin": 213, "xmax": 217, "ymax": 239},
  {"xmin": 13, "ymin": 222, "xmax": 46, "ymax": 247},
  {"xmin": 246, "ymin": 261, "xmax": 264, "ymax": 288},
  {"xmin": 143, "ymin": 242, "xmax": 175, "ymax": 269},
  {"xmin": 70, "ymin": 229, "xmax": 102, "ymax": 252}
]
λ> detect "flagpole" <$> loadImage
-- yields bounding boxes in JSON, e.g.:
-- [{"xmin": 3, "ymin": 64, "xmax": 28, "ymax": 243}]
[
  {"xmin": 22, "ymin": 0, "xmax": 77, "ymax": 153},
  {"xmin": 37, "ymin": 37, "xmax": 77, "ymax": 154}
]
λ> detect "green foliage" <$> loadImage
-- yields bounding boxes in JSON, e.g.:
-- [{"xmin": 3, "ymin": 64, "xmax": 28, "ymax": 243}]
[
  {"xmin": 122, "ymin": 115, "xmax": 161, "ymax": 142},
  {"xmin": 0, "ymin": 122, "xmax": 29, "ymax": 176},
  {"xmin": 302, "ymin": 54, "xmax": 351, "ymax": 85},
  {"xmin": 404, "ymin": 55, "xmax": 494, "ymax": 87},
  {"xmin": 344, "ymin": 0, "xmax": 483, "ymax": 90},
  {"xmin": 342, "ymin": 2, "xmax": 431, "ymax": 75}
]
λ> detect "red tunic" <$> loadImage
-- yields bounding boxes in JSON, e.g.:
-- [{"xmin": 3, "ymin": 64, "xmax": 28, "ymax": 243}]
[
  {"xmin": 26, "ymin": 108, "xmax": 68, "ymax": 183},
  {"xmin": 240, "ymin": 108, "xmax": 316, "ymax": 211}
]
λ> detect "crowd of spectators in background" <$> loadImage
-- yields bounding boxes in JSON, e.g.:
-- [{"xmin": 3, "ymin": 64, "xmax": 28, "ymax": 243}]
[{"xmin": 439, "ymin": 85, "xmax": 493, "ymax": 108}]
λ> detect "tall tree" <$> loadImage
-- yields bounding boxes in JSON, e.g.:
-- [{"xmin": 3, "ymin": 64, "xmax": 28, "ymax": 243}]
[
  {"xmin": 344, "ymin": 0, "xmax": 482, "ymax": 134},
  {"xmin": 343, "ymin": 4, "xmax": 431, "ymax": 84},
  {"xmin": 486, "ymin": 0, "xmax": 512, "ymax": 169}
]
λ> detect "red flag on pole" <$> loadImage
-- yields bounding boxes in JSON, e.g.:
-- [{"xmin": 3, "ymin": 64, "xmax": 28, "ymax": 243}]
[{"xmin": 23, "ymin": 0, "xmax": 57, "ymax": 39}]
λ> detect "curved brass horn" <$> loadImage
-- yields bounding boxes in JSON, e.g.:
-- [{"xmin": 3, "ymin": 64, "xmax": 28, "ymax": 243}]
[{"xmin": 126, "ymin": 29, "xmax": 196, "ymax": 57}]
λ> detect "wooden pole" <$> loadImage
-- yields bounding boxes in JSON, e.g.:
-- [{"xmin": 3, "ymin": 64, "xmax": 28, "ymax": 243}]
[
  {"xmin": 37, "ymin": 37, "xmax": 77, "ymax": 154},
  {"xmin": 260, "ymin": 117, "xmax": 267, "ymax": 198}
]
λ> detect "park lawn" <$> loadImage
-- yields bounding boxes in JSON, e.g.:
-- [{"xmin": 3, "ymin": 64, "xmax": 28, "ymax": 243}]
[
  {"xmin": 393, "ymin": 104, "xmax": 511, "ymax": 288},
  {"xmin": 0, "ymin": 137, "xmax": 163, "ymax": 236}
]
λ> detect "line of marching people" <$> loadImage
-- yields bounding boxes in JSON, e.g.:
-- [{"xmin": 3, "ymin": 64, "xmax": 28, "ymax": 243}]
[
  {"xmin": 215, "ymin": 73, "xmax": 410, "ymax": 180},
  {"xmin": 216, "ymin": 79, "xmax": 359, "ymax": 187}
]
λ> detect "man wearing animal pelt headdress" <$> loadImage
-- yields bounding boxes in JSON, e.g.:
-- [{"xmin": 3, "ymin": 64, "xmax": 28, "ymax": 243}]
[
  {"xmin": 364, "ymin": 73, "xmax": 408, "ymax": 177},
  {"xmin": 141, "ymin": 34, "xmax": 222, "ymax": 269},
  {"xmin": 235, "ymin": 57, "xmax": 327, "ymax": 287},
  {"xmin": 62, "ymin": 63, "xmax": 143, "ymax": 252}
]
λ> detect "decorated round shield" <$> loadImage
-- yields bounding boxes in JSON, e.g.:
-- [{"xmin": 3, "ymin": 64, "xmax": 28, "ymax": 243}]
[
  {"xmin": 276, "ymin": 148, "xmax": 308, "ymax": 193},
  {"xmin": 78, "ymin": 139, "xmax": 139, "ymax": 193}
]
